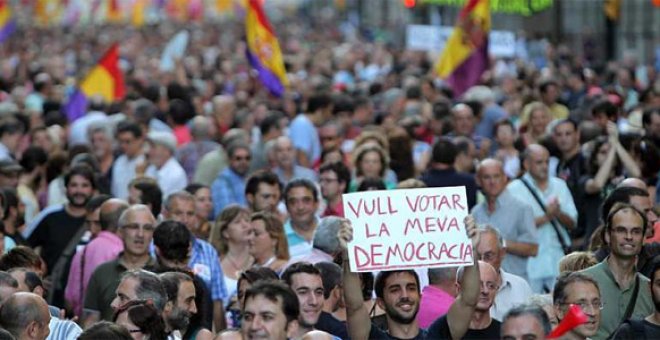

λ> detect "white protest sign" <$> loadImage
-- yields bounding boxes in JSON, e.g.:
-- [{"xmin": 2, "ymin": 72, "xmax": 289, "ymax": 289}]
[
  {"xmin": 343, "ymin": 186, "xmax": 473, "ymax": 272},
  {"xmin": 406, "ymin": 24, "xmax": 516, "ymax": 58}
]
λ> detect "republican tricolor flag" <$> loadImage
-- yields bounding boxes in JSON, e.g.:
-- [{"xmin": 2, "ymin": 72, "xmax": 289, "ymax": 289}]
[
  {"xmin": 245, "ymin": 0, "xmax": 288, "ymax": 97},
  {"xmin": 435, "ymin": 0, "xmax": 490, "ymax": 97},
  {"xmin": 0, "ymin": 0, "xmax": 16, "ymax": 44},
  {"xmin": 64, "ymin": 44, "xmax": 125, "ymax": 122}
]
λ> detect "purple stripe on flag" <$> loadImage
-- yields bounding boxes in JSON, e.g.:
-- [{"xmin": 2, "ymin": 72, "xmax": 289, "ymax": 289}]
[
  {"xmin": 447, "ymin": 41, "xmax": 489, "ymax": 98},
  {"xmin": 246, "ymin": 50, "xmax": 285, "ymax": 97},
  {"xmin": 0, "ymin": 19, "xmax": 16, "ymax": 44},
  {"xmin": 64, "ymin": 89, "xmax": 88, "ymax": 123}
]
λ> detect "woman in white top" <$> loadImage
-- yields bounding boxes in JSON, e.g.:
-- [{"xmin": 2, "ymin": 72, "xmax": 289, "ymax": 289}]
[{"xmin": 209, "ymin": 205, "xmax": 253, "ymax": 304}]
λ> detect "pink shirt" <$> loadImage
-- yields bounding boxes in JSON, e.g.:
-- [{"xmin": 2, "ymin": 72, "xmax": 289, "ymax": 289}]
[
  {"xmin": 65, "ymin": 231, "xmax": 124, "ymax": 316},
  {"xmin": 417, "ymin": 285, "xmax": 455, "ymax": 328}
]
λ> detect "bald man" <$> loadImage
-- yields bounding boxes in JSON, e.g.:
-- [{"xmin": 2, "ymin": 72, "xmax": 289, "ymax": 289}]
[
  {"xmin": 472, "ymin": 158, "xmax": 538, "ymax": 280},
  {"xmin": 0, "ymin": 292, "xmax": 51, "ymax": 340},
  {"xmin": 454, "ymin": 261, "xmax": 502, "ymax": 338},
  {"xmin": 507, "ymin": 144, "xmax": 577, "ymax": 293}
]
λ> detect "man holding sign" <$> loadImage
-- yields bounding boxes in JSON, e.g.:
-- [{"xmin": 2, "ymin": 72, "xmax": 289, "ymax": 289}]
[{"xmin": 338, "ymin": 214, "xmax": 481, "ymax": 339}]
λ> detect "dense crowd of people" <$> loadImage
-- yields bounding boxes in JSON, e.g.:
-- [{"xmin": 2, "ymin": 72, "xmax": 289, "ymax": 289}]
[{"xmin": 0, "ymin": 5, "xmax": 658, "ymax": 339}]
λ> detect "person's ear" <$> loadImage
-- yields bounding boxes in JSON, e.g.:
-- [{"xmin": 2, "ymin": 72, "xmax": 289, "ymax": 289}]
[
  {"xmin": 246, "ymin": 193, "xmax": 254, "ymax": 205},
  {"xmin": 33, "ymin": 286, "xmax": 45, "ymax": 298},
  {"xmin": 26, "ymin": 320, "xmax": 39, "ymax": 338},
  {"xmin": 376, "ymin": 297, "xmax": 385, "ymax": 311},
  {"xmin": 164, "ymin": 300, "xmax": 174, "ymax": 314}
]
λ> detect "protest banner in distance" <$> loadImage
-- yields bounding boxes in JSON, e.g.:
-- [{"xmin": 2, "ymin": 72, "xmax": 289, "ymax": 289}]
[{"xmin": 343, "ymin": 186, "xmax": 473, "ymax": 272}]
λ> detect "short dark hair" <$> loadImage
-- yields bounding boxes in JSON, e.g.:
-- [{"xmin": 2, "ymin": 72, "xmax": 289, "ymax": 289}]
[
  {"xmin": 184, "ymin": 183, "xmax": 208, "ymax": 196},
  {"xmin": 64, "ymin": 165, "xmax": 97, "ymax": 190},
  {"xmin": 0, "ymin": 117, "xmax": 25, "ymax": 138},
  {"xmin": 552, "ymin": 118, "xmax": 579, "ymax": 133},
  {"xmin": 307, "ymin": 93, "xmax": 333, "ymax": 114},
  {"xmin": 129, "ymin": 177, "xmax": 163, "ymax": 217},
  {"xmin": 237, "ymin": 267, "xmax": 279, "ymax": 292},
  {"xmin": 7, "ymin": 268, "xmax": 42, "ymax": 292},
  {"xmin": 284, "ymin": 178, "xmax": 319, "ymax": 204},
  {"xmin": 502, "ymin": 304, "xmax": 552, "ymax": 336},
  {"xmin": 260, "ymin": 111, "xmax": 284, "ymax": 136},
  {"xmin": 244, "ymin": 280, "xmax": 300, "ymax": 324},
  {"xmin": 642, "ymin": 107, "xmax": 660, "ymax": 128},
  {"xmin": 159, "ymin": 272, "xmax": 194, "ymax": 303},
  {"xmin": 116, "ymin": 120, "xmax": 144, "ymax": 139},
  {"xmin": 432, "ymin": 139, "xmax": 457, "ymax": 165},
  {"xmin": 650, "ymin": 256, "xmax": 660, "ymax": 283},
  {"xmin": 0, "ymin": 188, "xmax": 17, "ymax": 218},
  {"xmin": 78, "ymin": 321, "xmax": 133, "ymax": 340},
  {"xmin": 591, "ymin": 100, "xmax": 618, "ymax": 119},
  {"xmin": 112, "ymin": 300, "xmax": 167, "ymax": 340},
  {"xmin": 374, "ymin": 270, "xmax": 420, "ymax": 299},
  {"xmin": 281, "ymin": 262, "xmax": 321, "ymax": 287},
  {"xmin": 245, "ymin": 171, "xmax": 282, "ymax": 197},
  {"xmin": 493, "ymin": 119, "xmax": 515, "ymax": 137},
  {"xmin": 319, "ymin": 161, "xmax": 351, "ymax": 193},
  {"xmin": 539, "ymin": 80, "xmax": 558, "ymax": 94},
  {"xmin": 356, "ymin": 177, "xmax": 386, "ymax": 192},
  {"xmin": 605, "ymin": 202, "xmax": 647, "ymax": 236},
  {"xmin": 153, "ymin": 221, "xmax": 193, "ymax": 262},
  {"xmin": 19, "ymin": 147, "xmax": 47, "ymax": 173},
  {"xmin": 0, "ymin": 246, "xmax": 42, "ymax": 272},
  {"xmin": 314, "ymin": 262, "xmax": 342, "ymax": 300},
  {"xmin": 601, "ymin": 186, "xmax": 649, "ymax": 227},
  {"xmin": 553, "ymin": 272, "xmax": 600, "ymax": 306},
  {"xmin": 86, "ymin": 194, "xmax": 112, "ymax": 213}
]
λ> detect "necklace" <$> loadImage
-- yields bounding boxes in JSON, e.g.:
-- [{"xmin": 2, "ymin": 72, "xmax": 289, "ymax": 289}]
[{"xmin": 226, "ymin": 253, "xmax": 250, "ymax": 273}]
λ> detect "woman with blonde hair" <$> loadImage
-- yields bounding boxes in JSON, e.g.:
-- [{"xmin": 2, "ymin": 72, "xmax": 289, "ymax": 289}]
[
  {"xmin": 247, "ymin": 212, "xmax": 289, "ymax": 274},
  {"xmin": 558, "ymin": 251, "xmax": 598, "ymax": 274},
  {"xmin": 350, "ymin": 143, "xmax": 396, "ymax": 191},
  {"xmin": 209, "ymin": 205, "xmax": 253, "ymax": 301},
  {"xmin": 520, "ymin": 102, "xmax": 552, "ymax": 146}
]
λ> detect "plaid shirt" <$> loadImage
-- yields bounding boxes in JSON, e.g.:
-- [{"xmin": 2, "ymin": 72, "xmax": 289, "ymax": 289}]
[
  {"xmin": 189, "ymin": 237, "xmax": 228, "ymax": 302},
  {"xmin": 211, "ymin": 167, "xmax": 247, "ymax": 217}
]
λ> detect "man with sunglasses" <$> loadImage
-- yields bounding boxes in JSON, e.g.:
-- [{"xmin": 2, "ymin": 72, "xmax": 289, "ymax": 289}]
[
  {"xmin": 211, "ymin": 142, "xmax": 252, "ymax": 217},
  {"xmin": 82, "ymin": 205, "xmax": 158, "ymax": 327}
]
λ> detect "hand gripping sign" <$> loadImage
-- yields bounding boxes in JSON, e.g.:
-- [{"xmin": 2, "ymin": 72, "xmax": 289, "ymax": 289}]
[{"xmin": 343, "ymin": 186, "xmax": 473, "ymax": 272}]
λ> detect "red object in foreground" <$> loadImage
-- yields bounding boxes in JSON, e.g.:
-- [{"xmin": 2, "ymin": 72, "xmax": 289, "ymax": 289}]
[
  {"xmin": 547, "ymin": 304, "xmax": 589, "ymax": 338},
  {"xmin": 403, "ymin": 0, "xmax": 416, "ymax": 8}
]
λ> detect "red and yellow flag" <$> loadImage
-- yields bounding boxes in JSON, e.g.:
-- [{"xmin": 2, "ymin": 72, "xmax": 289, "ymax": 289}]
[{"xmin": 435, "ymin": 0, "xmax": 490, "ymax": 97}]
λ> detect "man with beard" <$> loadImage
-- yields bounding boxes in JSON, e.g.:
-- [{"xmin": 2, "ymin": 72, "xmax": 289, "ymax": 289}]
[
  {"xmin": 25, "ymin": 165, "xmax": 95, "ymax": 274},
  {"xmin": 613, "ymin": 258, "xmax": 660, "ymax": 338},
  {"xmin": 339, "ymin": 217, "xmax": 481, "ymax": 339},
  {"xmin": 552, "ymin": 272, "xmax": 602, "ymax": 340},
  {"xmin": 281, "ymin": 262, "xmax": 340, "ymax": 339},
  {"xmin": 159, "ymin": 272, "xmax": 213, "ymax": 339}
]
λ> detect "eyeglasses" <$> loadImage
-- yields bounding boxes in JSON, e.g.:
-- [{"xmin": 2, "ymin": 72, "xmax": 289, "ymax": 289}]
[
  {"xmin": 481, "ymin": 281, "xmax": 499, "ymax": 291},
  {"xmin": 562, "ymin": 300, "xmax": 604, "ymax": 311}
]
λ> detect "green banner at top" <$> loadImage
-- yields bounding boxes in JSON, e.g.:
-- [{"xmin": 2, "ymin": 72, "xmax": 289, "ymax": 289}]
[{"xmin": 421, "ymin": 0, "xmax": 553, "ymax": 16}]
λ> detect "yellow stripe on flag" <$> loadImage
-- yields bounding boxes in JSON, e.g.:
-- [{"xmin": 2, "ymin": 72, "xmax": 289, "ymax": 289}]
[
  {"xmin": 80, "ymin": 66, "xmax": 115, "ymax": 102},
  {"xmin": 435, "ymin": 0, "xmax": 490, "ymax": 78},
  {"xmin": 0, "ymin": 7, "xmax": 9, "ymax": 25}
]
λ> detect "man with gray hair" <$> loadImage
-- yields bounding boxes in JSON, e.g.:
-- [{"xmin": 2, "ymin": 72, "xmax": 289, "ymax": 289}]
[
  {"xmin": 176, "ymin": 116, "xmax": 221, "ymax": 182},
  {"xmin": 110, "ymin": 269, "xmax": 167, "ymax": 313},
  {"xmin": 476, "ymin": 225, "xmax": 534, "ymax": 321},
  {"xmin": 0, "ymin": 292, "xmax": 51, "ymax": 340},
  {"xmin": 143, "ymin": 131, "xmax": 188, "ymax": 198},
  {"xmin": 0, "ymin": 271, "xmax": 18, "ymax": 305},
  {"xmin": 288, "ymin": 216, "xmax": 342, "ymax": 265},
  {"xmin": 83, "ymin": 205, "xmax": 158, "ymax": 326},
  {"xmin": 273, "ymin": 136, "xmax": 318, "ymax": 186},
  {"xmin": 500, "ymin": 304, "xmax": 551, "ymax": 340}
]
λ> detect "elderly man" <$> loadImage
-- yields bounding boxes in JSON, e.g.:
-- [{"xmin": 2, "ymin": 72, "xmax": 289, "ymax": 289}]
[
  {"xmin": 507, "ymin": 144, "xmax": 577, "ymax": 293},
  {"xmin": 553, "ymin": 272, "xmax": 602, "ymax": 340},
  {"xmin": 272, "ymin": 136, "xmax": 317, "ymax": 186},
  {"xmin": 472, "ymin": 158, "xmax": 538, "ymax": 280},
  {"xmin": 500, "ymin": 304, "xmax": 552, "ymax": 340},
  {"xmin": 0, "ymin": 292, "xmax": 51, "ymax": 340},
  {"xmin": 83, "ymin": 205, "xmax": 158, "ymax": 325},
  {"xmin": 475, "ymin": 225, "xmax": 534, "ymax": 321}
]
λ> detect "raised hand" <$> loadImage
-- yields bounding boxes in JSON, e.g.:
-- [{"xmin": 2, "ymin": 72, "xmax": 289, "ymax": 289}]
[
  {"xmin": 465, "ymin": 215, "xmax": 479, "ymax": 248},
  {"xmin": 337, "ymin": 218, "xmax": 354, "ymax": 252}
]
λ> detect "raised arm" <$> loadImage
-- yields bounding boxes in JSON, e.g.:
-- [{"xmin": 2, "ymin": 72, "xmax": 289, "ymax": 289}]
[
  {"xmin": 338, "ymin": 220, "xmax": 371, "ymax": 340},
  {"xmin": 446, "ymin": 216, "xmax": 480, "ymax": 339}
]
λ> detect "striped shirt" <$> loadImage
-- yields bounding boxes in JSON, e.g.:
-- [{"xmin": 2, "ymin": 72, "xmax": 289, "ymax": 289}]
[{"xmin": 47, "ymin": 317, "xmax": 82, "ymax": 340}]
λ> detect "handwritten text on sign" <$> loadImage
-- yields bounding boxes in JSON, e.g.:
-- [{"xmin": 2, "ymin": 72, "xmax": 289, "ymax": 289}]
[{"xmin": 343, "ymin": 186, "xmax": 472, "ymax": 272}]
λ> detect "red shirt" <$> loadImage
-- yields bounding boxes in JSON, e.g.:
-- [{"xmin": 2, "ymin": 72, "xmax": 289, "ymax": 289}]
[{"xmin": 322, "ymin": 199, "xmax": 345, "ymax": 218}]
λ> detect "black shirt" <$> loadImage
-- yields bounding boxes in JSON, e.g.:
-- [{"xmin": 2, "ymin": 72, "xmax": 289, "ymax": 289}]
[
  {"xmin": 613, "ymin": 318, "xmax": 660, "ymax": 339},
  {"xmin": 427, "ymin": 315, "xmax": 501, "ymax": 340},
  {"xmin": 369, "ymin": 325, "xmax": 431, "ymax": 340},
  {"xmin": 27, "ymin": 206, "xmax": 86, "ymax": 273},
  {"xmin": 316, "ymin": 312, "xmax": 349, "ymax": 340},
  {"xmin": 420, "ymin": 168, "xmax": 478, "ymax": 210}
]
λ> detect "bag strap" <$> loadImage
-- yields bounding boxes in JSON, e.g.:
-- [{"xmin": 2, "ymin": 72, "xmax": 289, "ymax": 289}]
[
  {"xmin": 623, "ymin": 275, "xmax": 641, "ymax": 321},
  {"xmin": 519, "ymin": 178, "xmax": 570, "ymax": 252}
]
